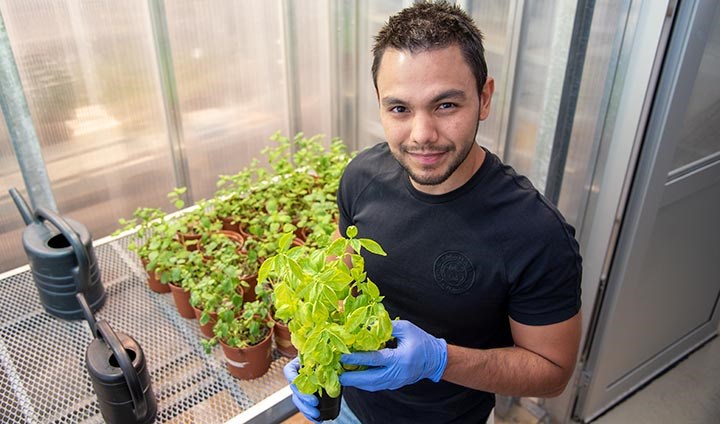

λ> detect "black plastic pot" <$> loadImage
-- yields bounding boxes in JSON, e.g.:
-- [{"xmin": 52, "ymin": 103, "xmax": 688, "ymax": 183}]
[{"xmin": 315, "ymin": 388, "xmax": 342, "ymax": 421}]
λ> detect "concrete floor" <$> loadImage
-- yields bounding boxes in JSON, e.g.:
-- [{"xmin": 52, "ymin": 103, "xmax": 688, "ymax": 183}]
[
  {"xmin": 593, "ymin": 335, "xmax": 720, "ymax": 423},
  {"xmin": 281, "ymin": 334, "xmax": 720, "ymax": 423}
]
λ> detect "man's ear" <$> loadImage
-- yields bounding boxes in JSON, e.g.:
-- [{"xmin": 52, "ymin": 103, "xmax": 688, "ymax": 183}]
[{"xmin": 479, "ymin": 77, "xmax": 495, "ymax": 121}]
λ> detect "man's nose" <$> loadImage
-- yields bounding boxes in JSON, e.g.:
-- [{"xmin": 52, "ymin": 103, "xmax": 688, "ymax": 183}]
[{"xmin": 410, "ymin": 112, "xmax": 438, "ymax": 145}]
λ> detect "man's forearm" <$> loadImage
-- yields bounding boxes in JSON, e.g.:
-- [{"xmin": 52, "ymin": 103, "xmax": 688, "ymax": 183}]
[{"xmin": 442, "ymin": 344, "xmax": 573, "ymax": 398}]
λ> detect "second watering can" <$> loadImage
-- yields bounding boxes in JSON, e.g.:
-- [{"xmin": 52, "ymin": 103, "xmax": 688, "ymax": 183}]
[{"xmin": 10, "ymin": 188, "xmax": 106, "ymax": 320}]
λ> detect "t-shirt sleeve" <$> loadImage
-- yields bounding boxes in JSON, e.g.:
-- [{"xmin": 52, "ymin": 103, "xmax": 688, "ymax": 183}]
[{"xmin": 507, "ymin": 211, "xmax": 582, "ymax": 326}]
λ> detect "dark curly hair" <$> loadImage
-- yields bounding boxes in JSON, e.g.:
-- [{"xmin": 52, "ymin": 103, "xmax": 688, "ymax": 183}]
[{"xmin": 371, "ymin": 1, "xmax": 488, "ymax": 99}]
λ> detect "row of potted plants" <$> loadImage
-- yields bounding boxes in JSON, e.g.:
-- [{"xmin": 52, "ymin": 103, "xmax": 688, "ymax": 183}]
[
  {"xmin": 117, "ymin": 131, "xmax": 395, "ymax": 419},
  {"xmin": 116, "ymin": 132, "xmax": 352, "ymax": 380}
]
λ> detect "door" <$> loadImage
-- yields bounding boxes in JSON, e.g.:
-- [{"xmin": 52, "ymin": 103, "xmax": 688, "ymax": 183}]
[{"xmin": 573, "ymin": 0, "xmax": 720, "ymax": 421}]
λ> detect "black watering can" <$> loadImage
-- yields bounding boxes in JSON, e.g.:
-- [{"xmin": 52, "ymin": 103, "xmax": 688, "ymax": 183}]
[
  {"xmin": 78, "ymin": 293, "xmax": 157, "ymax": 423},
  {"xmin": 9, "ymin": 188, "xmax": 106, "ymax": 320}
]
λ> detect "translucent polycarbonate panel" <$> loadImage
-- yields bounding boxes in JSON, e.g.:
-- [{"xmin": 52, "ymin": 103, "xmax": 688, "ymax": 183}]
[
  {"xmin": 294, "ymin": 0, "xmax": 334, "ymax": 141},
  {"xmin": 0, "ymin": 0, "xmax": 176, "ymax": 273},
  {"xmin": 0, "ymin": 113, "xmax": 28, "ymax": 272},
  {"xmin": 504, "ymin": 1, "xmax": 577, "ymax": 189},
  {"xmin": 671, "ymin": 4, "xmax": 720, "ymax": 173},
  {"xmin": 558, "ymin": 0, "xmax": 628, "ymax": 228},
  {"xmin": 164, "ymin": 1, "xmax": 291, "ymax": 200},
  {"xmin": 462, "ymin": 0, "xmax": 512, "ymax": 154},
  {"xmin": 356, "ymin": 0, "xmax": 410, "ymax": 151}
]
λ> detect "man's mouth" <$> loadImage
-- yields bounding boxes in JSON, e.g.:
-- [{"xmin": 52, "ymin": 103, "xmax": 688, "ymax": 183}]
[{"xmin": 406, "ymin": 150, "xmax": 446, "ymax": 166}]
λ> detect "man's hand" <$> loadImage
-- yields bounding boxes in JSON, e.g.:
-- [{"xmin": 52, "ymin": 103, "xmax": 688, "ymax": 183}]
[
  {"xmin": 283, "ymin": 358, "xmax": 320, "ymax": 422},
  {"xmin": 339, "ymin": 320, "xmax": 447, "ymax": 391}
]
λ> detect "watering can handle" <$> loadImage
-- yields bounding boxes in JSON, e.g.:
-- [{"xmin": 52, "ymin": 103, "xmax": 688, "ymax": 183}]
[
  {"xmin": 35, "ymin": 207, "xmax": 90, "ymax": 294},
  {"xmin": 96, "ymin": 320, "xmax": 149, "ymax": 422}
]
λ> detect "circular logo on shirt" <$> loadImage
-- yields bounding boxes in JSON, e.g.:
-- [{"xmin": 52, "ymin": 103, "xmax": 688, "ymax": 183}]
[{"xmin": 433, "ymin": 251, "xmax": 475, "ymax": 294}]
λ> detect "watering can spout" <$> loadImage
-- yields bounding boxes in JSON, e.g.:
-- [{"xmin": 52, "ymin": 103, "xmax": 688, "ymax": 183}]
[{"xmin": 8, "ymin": 187, "xmax": 37, "ymax": 225}]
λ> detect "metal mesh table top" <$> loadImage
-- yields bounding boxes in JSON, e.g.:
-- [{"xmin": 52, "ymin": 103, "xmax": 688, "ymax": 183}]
[{"xmin": 0, "ymin": 236, "xmax": 291, "ymax": 423}]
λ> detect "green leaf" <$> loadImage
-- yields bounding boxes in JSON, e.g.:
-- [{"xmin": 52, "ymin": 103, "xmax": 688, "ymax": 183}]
[
  {"xmin": 345, "ymin": 306, "xmax": 368, "ymax": 331},
  {"xmin": 293, "ymin": 374, "xmax": 316, "ymax": 395},
  {"xmin": 324, "ymin": 370, "xmax": 342, "ymax": 398},
  {"xmin": 311, "ymin": 301, "xmax": 329, "ymax": 323},
  {"xmin": 363, "ymin": 280, "xmax": 380, "ymax": 299},
  {"xmin": 349, "ymin": 239, "xmax": 361, "ymax": 255},
  {"xmin": 278, "ymin": 232, "xmax": 294, "ymax": 252},
  {"xmin": 326, "ymin": 328, "xmax": 350, "ymax": 354},
  {"xmin": 258, "ymin": 256, "xmax": 275, "ymax": 282},
  {"xmin": 346, "ymin": 225, "xmax": 358, "ymax": 239},
  {"xmin": 359, "ymin": 238, "xmax": 387, "ymax": 256}
]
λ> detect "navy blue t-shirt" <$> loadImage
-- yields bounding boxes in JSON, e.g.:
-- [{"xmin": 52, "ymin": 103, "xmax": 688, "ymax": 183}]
[{"xmin": 337, "ymin": 143, "xmax": 582, "ymax": 423}]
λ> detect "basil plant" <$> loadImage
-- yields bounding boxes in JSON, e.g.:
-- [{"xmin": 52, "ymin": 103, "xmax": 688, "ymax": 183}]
[{"xmin": 259, "ymin": 226, "xmax": 393, "ymax": 398}]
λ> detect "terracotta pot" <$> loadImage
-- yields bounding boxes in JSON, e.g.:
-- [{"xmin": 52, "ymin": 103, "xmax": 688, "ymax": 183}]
[
  {"xmin": 219, "ymin": 328, "xmax": 274, "ymax": 380},
  {"xmin": 168, "ymin": 283, "xmax": 195, "ymax": 318},
  {"xmin": 177, "ymin": 232, "xmax": 201, "ymax": 251},
  {"xmin": 272, "ymin": 319, "xmax": 297, "ymax": 358},
  {"xmin": 241, "ymin": 273, "xmax": 258, "ymax": 302},
  {"xmin": 237, "ymin": 224, "xmax": 252, "ymax": 240},
  {"xmin": 220, "ymin": 216, "xmax": 240, "ymax": 233},
  {"xmin": 140, "ymin": 258, "xmax": 170, "ymax": 293},
  {"xmin": 217, "ymin": 230, "xmax": 244, "ymax": 249},
  {"xmin": 192, "ymin": 306, "xmax": 218, "ymax": 339}
]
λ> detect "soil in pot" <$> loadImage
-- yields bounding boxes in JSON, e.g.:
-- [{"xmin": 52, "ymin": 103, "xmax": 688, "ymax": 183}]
[
  {"xmin": 168, "ymin": 283, "xmax": 195, "ymax": 318},
  {"xmin": 315, "ymin": 388, "xmax": 342, "ymax": 421},
  {"xmin": 219, "ymin": 328, "xmax": 273, "ymax": 380}
]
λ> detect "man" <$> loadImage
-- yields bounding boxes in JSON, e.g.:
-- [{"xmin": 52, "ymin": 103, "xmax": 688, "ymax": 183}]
[{"xmin": 285, "ymin": 2, "xmax": 582, "ymax": 422}]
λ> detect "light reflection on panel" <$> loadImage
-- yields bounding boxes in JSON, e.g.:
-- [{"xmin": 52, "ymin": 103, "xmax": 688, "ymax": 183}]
[
  {"xmin": 559, "ymin": 0, "xmax": 627, "ymax": 228},
  {"xmin": 294, "ymin": 0, "xmax": 333, "ymax": 142},
  {"xmin": 504, "ymin": 2, "xmax": 568, "ymax": 184},
  {"xmin": 0, "ymin": 0, "xmax": 176, "ymax": 272},
  {"xmin": 165, "ymin": 1, "xmax": 290, "ymax": 200},
  {"xmin": 466, "ymin": 0, "xmax": 511, "ymax": 154}
]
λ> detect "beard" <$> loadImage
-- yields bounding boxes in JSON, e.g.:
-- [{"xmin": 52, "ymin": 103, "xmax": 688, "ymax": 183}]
[{"xmin": 393, "ymin": 140, "xmax": 475, "ymax": 186}]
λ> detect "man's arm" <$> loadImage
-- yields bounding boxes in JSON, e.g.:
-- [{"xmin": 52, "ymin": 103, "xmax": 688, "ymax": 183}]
[{"xmin": 442, "ymin": 313, "xmax": 582, "ymax": 397}]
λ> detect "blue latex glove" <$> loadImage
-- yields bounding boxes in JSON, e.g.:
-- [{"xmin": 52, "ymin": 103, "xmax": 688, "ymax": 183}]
[
  {"xmin": 338, "ymin": 320, "xmax": 448, "ymax": 391},
  {"xmin": 283, "ymin": 357, "xmax": 320, "ymax": 422}
]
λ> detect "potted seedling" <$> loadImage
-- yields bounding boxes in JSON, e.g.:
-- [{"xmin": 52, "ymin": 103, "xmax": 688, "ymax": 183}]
[
  {"xmin": 168, "ymin": 187, "xmax": 221, "ymax": 251},
  {"xmin": 166, "ymin": 247, "xmax": 205, "ymax": 318},
  {"xmin": 114, "ymin": 206, "xmax": 172, "ymax": 292},
  {"xmin": 260, "ymin": 226, "xmax": 393, "ymax": 420},
  {"xmin": 189, "ymin": 266, "xmax": 244, "ymax": 339},
  {"xmin": 208, "ymin": 298, "xmax": 275, "ymax": 380}
]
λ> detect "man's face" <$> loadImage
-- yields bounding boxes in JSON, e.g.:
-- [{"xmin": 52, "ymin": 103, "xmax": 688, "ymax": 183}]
[{"xmin": 376, "ymin": 44, "xmax": 493, "ymax": 195}]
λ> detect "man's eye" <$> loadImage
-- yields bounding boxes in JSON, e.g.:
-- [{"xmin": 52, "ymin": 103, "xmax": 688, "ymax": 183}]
[
  {"xmin": 390, "ymin": 105, "xmax": 407, "ymax": 113},
  {"xmin": 438, "ymin": 103, "xmax": 456, "ymax": 110}
]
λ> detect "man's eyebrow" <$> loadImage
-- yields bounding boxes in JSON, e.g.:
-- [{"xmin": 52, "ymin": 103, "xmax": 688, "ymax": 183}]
[
  {"xmin": 431, "ymin": 89, "xmax": 466, "ymax": 104},
  {"xmin": 381, "ymin": 96, "xmax": 405, "ymax": 107},
  {"xmin": 381, "ymin": 89, "xmax": 467, "ymax": 107}
]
